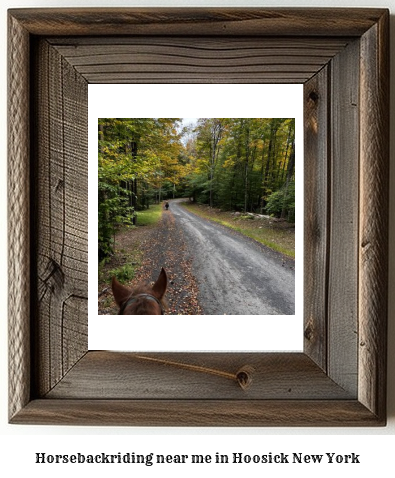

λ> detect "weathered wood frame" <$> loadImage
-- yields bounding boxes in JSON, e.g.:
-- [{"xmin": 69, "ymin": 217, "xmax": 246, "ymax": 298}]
[{"xmin": 8, "ymin": 8, "xmax": 389, "ymax": 426}]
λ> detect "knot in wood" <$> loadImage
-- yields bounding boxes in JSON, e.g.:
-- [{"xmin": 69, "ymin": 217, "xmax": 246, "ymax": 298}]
[
  {"xmin": 304, "ymin": 322, "xmax": 314, "ymax": 341},
  {"xmin": 308, "ymin": 90, "xmax": 319, "ymax": 103}
]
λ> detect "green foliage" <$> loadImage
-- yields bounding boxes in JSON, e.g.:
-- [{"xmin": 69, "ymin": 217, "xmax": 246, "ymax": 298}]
[
  {"xmin": 183, "ymin": 171, "xmax": 211, "ymax": 204},
  {"xmin": 98, "ymin": 181, "xmax": 135, "ymax": 259},
  {"xmin": 187, "ymin": 118, "xmax": 295, "ymax": 215},
  {"xmin": 265, "ymin": 182, "xmax": 295, "ymax": 222},
  {"xmin": 98, "ymin": 117, "xmax": 296, "ymax": 258},
  {"xmin": 107, "ymin": 264, "xmax": 136, "ymax": 284},
  {"xmin": 98, "ymin": 118, "xmax": 182, "ymax": 258}
]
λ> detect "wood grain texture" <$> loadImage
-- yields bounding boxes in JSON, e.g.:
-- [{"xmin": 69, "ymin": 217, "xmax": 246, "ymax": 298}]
[
  {"xmin": 359, "ymin": 12, "xmax": 389, "ymax": 420},
  {"xmin": 7, "ymin": 7, "xmax": 389, "ymax": 426},
  {"xmin": 8, "ymin": 13, "xmax": 31, "ymax": 421},
  {"xmin": 46, "ymin": 352, "xmax": 353, "ymax": 400},
  {"xmin": 49, "ymin": 37, "xmax": 350, "ymax": 84},
  {"xmin": 31, "ymin": 39, "xmax": 88, "ymax": 397},
  {"xmin": 303, "ymin": 67, "xmax": 329, "ymax": 370},
  {"xmin": 327, "ymin": 39, "xmax": 360, "ymax": 396},
  {"xmin": 8, "ymin": 8, "xmax": 387, "ymax": 37},
  {"xmin": 11, "ymin": 399, "xmax": 384, "ymax": 427}
]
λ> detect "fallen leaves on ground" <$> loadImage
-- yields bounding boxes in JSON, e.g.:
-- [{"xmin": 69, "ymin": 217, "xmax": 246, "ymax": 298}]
[{"xmin": 98, "ymin": 206, "xmax": 202, "ymax": 315}]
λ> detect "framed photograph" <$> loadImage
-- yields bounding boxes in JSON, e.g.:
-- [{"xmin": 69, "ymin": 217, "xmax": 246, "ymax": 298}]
[
  {"xmin": 89, "ymin": 84, "xmax": 304, "ymax": 352},
  {"xmin": 8, "ymin": 8, "xmax": 389, "ymax": 426}
]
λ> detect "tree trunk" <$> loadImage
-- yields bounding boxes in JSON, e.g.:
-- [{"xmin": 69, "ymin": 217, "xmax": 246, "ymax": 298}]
[{"xmin": 281, "ymin": 140, "xmax": 295, "ymax": 219}]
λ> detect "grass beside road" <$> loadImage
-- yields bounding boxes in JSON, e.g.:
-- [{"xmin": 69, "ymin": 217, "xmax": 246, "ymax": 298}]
[
  {"xmin": 136, "ymin": 203, "xmax": 163, "ymax": 226},
  {"xmin": 182, "ymin": 202, "xmax": 295, "ymax": 258}
]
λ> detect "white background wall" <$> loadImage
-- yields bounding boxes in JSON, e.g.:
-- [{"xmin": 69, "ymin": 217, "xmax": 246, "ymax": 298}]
[{"xmin": 1, "ymin": 0, "xmax": 394, "ymax": 476}]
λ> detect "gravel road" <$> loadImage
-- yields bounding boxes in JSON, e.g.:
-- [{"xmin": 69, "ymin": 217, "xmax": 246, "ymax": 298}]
[{"xmin": 170, "ymin": 199, "xmax": 295, "ymax": 315}]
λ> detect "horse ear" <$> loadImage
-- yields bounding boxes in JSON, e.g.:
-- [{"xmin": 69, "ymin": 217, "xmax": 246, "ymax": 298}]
[
  {"xmin": 152, "ymin": 267, "xmax": 167, "ymax": 299},
  {"xmin": 111, "ymin": 276, "xmax": 132, "ymax": 306}
]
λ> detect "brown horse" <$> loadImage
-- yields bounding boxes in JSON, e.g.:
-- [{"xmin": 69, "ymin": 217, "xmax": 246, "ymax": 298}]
[{"xmin": 111, "ymin": 268, "xmax": 167, "ymax": 315}]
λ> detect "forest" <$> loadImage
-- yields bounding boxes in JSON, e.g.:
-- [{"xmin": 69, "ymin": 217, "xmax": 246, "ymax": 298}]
[{"xmin": 98, "ymin": 117, "xmax": 295, "ymax": 259}]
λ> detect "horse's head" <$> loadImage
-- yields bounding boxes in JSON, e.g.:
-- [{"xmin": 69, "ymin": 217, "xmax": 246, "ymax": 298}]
[{"xmin": 111, "ymin": 268, "xmax": 167, "ymax": 315}]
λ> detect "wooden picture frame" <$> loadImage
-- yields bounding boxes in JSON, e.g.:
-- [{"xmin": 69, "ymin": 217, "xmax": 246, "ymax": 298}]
[{"xmin": 8, "ymin": 8, "xmax": 389, "ymax": 426}]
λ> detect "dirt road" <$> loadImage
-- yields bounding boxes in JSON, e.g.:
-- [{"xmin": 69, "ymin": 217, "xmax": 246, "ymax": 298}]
[
  {"xmin": 170, "ymin": 199, "xmax": 295, "ymax": 315},
  {"xmin": 99, "ymin": 199, "xmax": 295, "ymax": 315}
]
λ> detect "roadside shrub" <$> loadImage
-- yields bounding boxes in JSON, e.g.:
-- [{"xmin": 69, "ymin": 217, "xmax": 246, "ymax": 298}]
[
  {"xmin": 107, "ymin": 264, "xmax": 135, "ymax": 284},
  {"xmin": 265, "ymin": 182, "xmax": 295, "ymax": 222}
]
